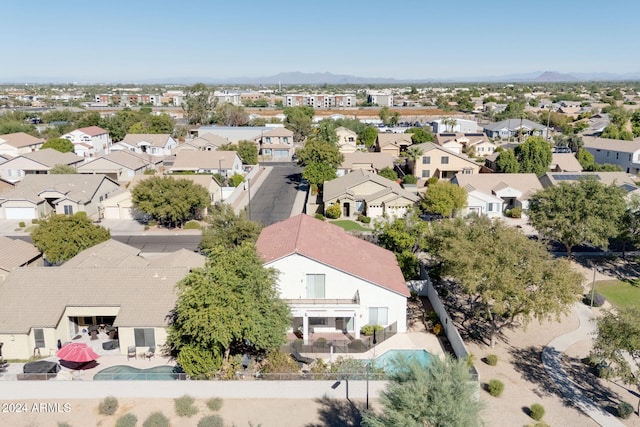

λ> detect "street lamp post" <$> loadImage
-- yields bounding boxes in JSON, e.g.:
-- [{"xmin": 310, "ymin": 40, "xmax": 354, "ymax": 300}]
[{"xmin": 590, "ymin": 262, "xmax": 601, "ymax": 308}]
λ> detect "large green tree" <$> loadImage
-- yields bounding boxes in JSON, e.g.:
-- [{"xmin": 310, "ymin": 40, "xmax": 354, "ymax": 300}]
[
  {"xmin": 167, "ymin": 243, "xmax": 290, "ymax": 379},
  {"xmin": 528, "ymin": 177, "xmax": 626, "ymax": 258},
  {"xmin": 284, "ymin": 106, "xmax": 314, "ymax": 142},
  {"xmin": 421, "ymin": 181, "xmax": 467, "ymax": 218},
  {"xmin": 49, "ymin": 164, "xmax": 77, "ymax": 174},
  {"xmin": 375, "ymin": 210, "xmax": 429, "ymax": 279},
  {"xmin": 219, "ymin": 140, "xmax": 258, "ymax": 165},
  {"xmin": 212, "ymin": 103, "xmax": 249, "ymax": 126},
  {"xmin": 426, "ymin": 217, "xmax": 583, "ymax": 347},
  {"xmin": 362, "ymin": 355, "xmax": 483, "ymax": 427},
  {"xmin": 131, "ymin": 176, "xmax": 210, "ymax": 228},
  {"xmin": 358, "ymin": 126, "xmax": 378, "ymax": 149},
  {"xmin": 494, "ymin": 149, "xmax": 520, "ymax": 173},
  {"xmin": 199, "ymin": 204, "xmax": 262, "ymax": 254},
  {"xmin": 404, "ymin": 127, "xmax": 434, "ymax": 144},
  {"xmin": 513, "ymin": 136, "xmax": 552, "ymax": 176},
  {"xmin": 41, "ymin": 137, "xmax": 74, "ymax": 153},
  {"xmin": 31, "ymin": 213, "xmax": 110, "ymax": 265},
  {"xmin": 591, "ymin": 307, "xmax": 640, "ymax": 413},
  {"xmin": 183, "ymin": 83, "xmax": 215, "ymax": 125},
  {"xmin": 296, "ymin": 137, "xmax": 343, "ymax": 190}
]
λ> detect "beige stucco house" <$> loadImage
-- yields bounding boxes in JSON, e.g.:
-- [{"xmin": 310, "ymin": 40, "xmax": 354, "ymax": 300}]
[
  {"xmin": 376, "ymin": 133, "xmax": 413, "ymax": 157},
  {"xmin": 0, "ymin": 174, "xmax": 120, "ymax": 220},
  {"xmin": 0, "ymin": 149, "xmax": 83, "ymax": 183},
  {"xmin": 337, "ymin": 152, "xmax": 395, "ymax": 177},
  {"xmin": 336, "ymin": 126, "xmax": 358, "ymax": 154},
  {"xmin": 324, "ymin": 169, "xmax": 419, "ymax": 220},
  {"xmin": 255, "ymin": 127, "xmax": 294, "ymax": 159},
  {"xmin": 0, "ymin": 240, "xmax": 205, "ymax": 359},
  {"xmin": 77, "ymin": 150, "xmax": 163, "ymax": 182},
  {"xmin": 0, "ymin": 132, "xmax": 44, "ymax": 157},
  {"xmin": 412, "ymin": 142, "xmax": 482, "ymax": 185}
]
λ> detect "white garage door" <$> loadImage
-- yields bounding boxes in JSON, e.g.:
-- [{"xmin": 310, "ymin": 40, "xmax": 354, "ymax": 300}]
[
  {"xmin": 5, "ymin": 207, "xmax": 36, "ymax": 219},
  {"xmin": 104, "ymin": 206, "xmax": 133, "ymax": 220},
  {"xmin": 274, "ymin": 149, "xmax": 289, "ymax": 157}
]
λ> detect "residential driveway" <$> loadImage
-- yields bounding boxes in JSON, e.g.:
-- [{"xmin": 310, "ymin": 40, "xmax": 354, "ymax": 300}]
[{"xmin": 249, "ymin": 163, "xmax": 302, "ymax": 226}]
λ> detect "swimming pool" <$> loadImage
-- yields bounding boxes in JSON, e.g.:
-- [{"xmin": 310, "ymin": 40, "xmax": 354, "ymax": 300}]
[
  {"xmin": 93, "ymin": 365, "xmax": 185, "ymax": 381},
  {"xmin": 373, "ymin": 349, "xmax": 432, "ymax": 373}
]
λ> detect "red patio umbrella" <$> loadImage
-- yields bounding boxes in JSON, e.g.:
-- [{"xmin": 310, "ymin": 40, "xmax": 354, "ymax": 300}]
[{"xmin": 56, "ymin": 342, "xmax": 99, "ymax": 363}]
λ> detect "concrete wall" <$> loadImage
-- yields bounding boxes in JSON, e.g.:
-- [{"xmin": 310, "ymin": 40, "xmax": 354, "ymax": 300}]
[{"xmin": 0, "ymin": 379, "xmax": 388, "ymax": 400}]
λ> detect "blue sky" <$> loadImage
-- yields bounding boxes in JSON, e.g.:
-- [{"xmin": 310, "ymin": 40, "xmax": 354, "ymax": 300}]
[{"xmin": 1, "ymin": 0, "xmax": 639, "ymax": 82}]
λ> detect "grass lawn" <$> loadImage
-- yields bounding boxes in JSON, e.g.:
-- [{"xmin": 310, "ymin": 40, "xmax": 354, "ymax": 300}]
[
  {"xmin": 595, "ymin": 279, "xmax": 640, "ymax": 309},
  {"xmin": 329, "ymin": 220, "xmax": 370, "ymax": 232}
]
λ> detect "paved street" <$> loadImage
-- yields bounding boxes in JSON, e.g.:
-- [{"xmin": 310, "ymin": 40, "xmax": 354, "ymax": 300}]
[{"xmin": 249, "ymin": 162, "xmax": 303, "ymax": 226}]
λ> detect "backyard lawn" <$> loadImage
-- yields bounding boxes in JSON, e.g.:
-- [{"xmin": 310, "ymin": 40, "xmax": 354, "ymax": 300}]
[
  {"xmin": 329, "ymin": 220, "xmax": 370, "ymax": 232},
  {"xmin": 595, "ymin": 279, "xmax": 640, "ymax": 309}
]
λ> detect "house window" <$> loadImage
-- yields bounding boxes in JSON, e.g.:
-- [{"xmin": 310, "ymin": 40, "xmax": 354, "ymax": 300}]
[
  {"xmin": 422, "ymin": 170, "xmax": 430, "ymax": 178},
  {"xmin": 309, "ymin": 317, "xmax": 328, "ymax": 326},
  {"xmin": 462, "ymin": 168, "xmax": 473, "ymax": 175},
  {"xmin": 616, "ymin": 153, "xmax": 619, "ymax": 160},
  {"xmin": 63, "ymin": 205, "xmax": 73, "ymax": 215},
  {"xmin": 34, "ymin": 328, "xmax": 45, "ymax": 349},
  {"xmin": 134, "ymin": 328, "xmax": 156, "ymax": 347},
  {"xmin": 306, "ymin": 274, "xmax": 326, "ymax": 298},
  {"xmin": 283, "ymin": 137, "xmax": 289, "ymax": 143},
  {"xmin": 422, "ymin": 156, "xmax": 430, "ymax": 164},
  {"xmin": 265, "ymin": 137, "xmax": 271, "ymax": 143},
  {"xmin": 441, "ymin": 156, "xmax": 449, "ymax": 164},
  {"xmin": 369, "ymin": 307, "xmax": 388, "ymax": 326}
]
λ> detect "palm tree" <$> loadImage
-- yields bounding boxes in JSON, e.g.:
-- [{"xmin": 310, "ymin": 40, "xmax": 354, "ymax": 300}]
[
  {"xmin": 442, "ymin": 116, "xmax": 458, "ymax": 133},
  {"xmin": 405, "ymin": 146, "xmax": 424, "ymax": 175}
]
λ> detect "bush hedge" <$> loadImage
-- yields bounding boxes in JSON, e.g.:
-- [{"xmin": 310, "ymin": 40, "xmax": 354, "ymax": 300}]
[
  {"xmin": 198, "ymin": 415, "xmax": 225, "ymax": 427},
  {"xmin": 206, "ymin": 397, "xmax": 223, "ymax": 411},
  {"xmin": 360, "ymin": 325, "xmax": 383, "ymax": 336},
  {"xmin": 617, "ymin": 401, "xmax": 634, "ymax": 419},
  {"xmin": 530, "ymin": 403, "xmax": 545, "ymax": 420},
  {"xmin": 175, "ymin": 394, "xmax": 198, "ymax": 417},
  {"xmin": 487, "ymin": 379, "xmax": 504, "ymax": 397},
  {"xmin": 115, "ymin": 413, "xmax": 138, "ymax": 427},
  {"xmin": 143, "ymin": 412, "xmax": 169, "ymax": 427},
  {"xmin": 485, "ymin": 354, "xmax": 498, "ymax": 366},
  {"xmin": 98, "ymin": 396, "xmax": 118, "ymax": 416},
  {"xmin": 583, "ymin": 292, "xmax": 606, "ymax": 307}
]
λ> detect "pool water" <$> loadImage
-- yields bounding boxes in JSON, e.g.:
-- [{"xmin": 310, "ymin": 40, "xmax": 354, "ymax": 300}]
[
  {"xmin": 93, "ymin": 365, "xmax": 184, "ymax": 381},
  {"xmin": 373, "ymin": 349, "xmax": 432, "ymax": 373}
]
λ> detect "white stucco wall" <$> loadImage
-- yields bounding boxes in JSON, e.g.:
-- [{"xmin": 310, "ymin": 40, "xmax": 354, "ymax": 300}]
[{"xmin": 266, "ymin": 253, "xmax": 407, "ymax": 334}]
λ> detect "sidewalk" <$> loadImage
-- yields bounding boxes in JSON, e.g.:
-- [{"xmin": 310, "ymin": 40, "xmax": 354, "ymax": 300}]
[
  {"xmin": 541, "ymin": 303, "xmax": 625, "ymax": 427},
  {"xmin": 232, "ymin": 166, "xmax": 273, "ymax": 215}
]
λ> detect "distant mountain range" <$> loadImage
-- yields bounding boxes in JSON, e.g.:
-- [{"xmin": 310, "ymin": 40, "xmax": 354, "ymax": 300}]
[{"xmin": 3, "ymin": 71, "xmax": 640, "ymax": 85}]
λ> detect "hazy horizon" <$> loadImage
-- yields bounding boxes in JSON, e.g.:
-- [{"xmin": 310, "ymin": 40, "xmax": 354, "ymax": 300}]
[{"xmin": 2, "ymin": 0, "xmax": 639, "ymax": 83}]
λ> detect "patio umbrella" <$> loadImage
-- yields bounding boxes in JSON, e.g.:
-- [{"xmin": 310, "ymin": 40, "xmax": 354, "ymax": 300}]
[{"xmin": 56, "ymin": 342, "xmax": 99, "ymax": 368}]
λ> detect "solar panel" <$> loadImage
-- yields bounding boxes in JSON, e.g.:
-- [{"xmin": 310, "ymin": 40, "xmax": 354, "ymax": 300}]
[{"xmin": 551, "ymin": 174, "xmax": 601, "ymax": 181}]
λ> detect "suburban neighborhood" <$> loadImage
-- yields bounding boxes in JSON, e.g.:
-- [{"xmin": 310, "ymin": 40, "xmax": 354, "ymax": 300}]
[{"xmin": 2, "ymin": 2, "xmax": 640, "ymax": 425}]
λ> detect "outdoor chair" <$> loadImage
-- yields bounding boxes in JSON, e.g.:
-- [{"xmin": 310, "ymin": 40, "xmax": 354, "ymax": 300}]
[
  {"xmin": 145, "ymin": 346, "xmax": 155, "ymax": 360},
  {"xmin": 127, "ymin": 346, "xmax": 136, "ymax": 360}
]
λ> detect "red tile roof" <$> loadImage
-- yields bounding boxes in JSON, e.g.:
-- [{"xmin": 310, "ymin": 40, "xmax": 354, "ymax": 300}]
[
  {"xmin": 78, "ymin": 126, "xmax": 108, "ymax": 136},
  {"xmin": 256, "ymin": 214, "xmax": 409, "ymax": 297}
]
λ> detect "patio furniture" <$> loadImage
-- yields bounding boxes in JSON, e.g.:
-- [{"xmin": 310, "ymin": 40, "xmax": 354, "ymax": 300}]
[
  {"xmin": 290, "ymin": 349, "xmax": 314, "ymax": 367},
  {"xmin": 145, "ymin": 346, "xmax": 155, "ymax": 360},
  {"xmin": 102, "ymin": 340, "xmax": 119, "ymax": 351},
  {"xmin": 127, "ymin": 346, "xmax": 136, "ymax": 360}
]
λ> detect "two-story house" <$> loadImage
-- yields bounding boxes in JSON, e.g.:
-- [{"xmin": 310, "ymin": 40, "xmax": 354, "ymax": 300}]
[
  {"xmin": 255, "ymin": 127, "xmax": 294, "ymax": 159},
  {"xmin": 256, "ymin": 214, "xmax": 409, "ymax": 345},
  {"xmin": 336, "ymin": 126, "xmax": 358, "ymax": 154},
  {"xmin": 62, "ymin": 126, "xmax": 111, "ymax": 156},
  {"xmin": 169, "ymin": 150, "xmax": 243, "ymax": 177},
  {"xmin": 582, "ymin": 136, "xmax": 640, "ymax": 175},
  {"xmin": 412, "ymin": 142, "xmax": 481, "ymax": 185}
]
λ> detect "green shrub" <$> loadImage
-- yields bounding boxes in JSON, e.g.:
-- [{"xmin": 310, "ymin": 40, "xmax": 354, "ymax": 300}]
[
  {"xmin": 18, "ymin": 221, "xmax": 26, "ymax": 228},
  {"xmin": 143, "ymin": 412, "xmax": 169, "ymax": 427},
  {"xmin": 530, "ymin": 403, "xmax": 545, "ymax": 421},
  {"xmin": 262, "ymin": 350, "xmax": 300, "ymax": 373},
  {"xmin": 426, "ymin": 177, "xmax": 439, "ymax": 186},
  {"xmin": 583, "ymin": 292, "xmax": 606, "ymax": 307},
  {"xmin": 184, "ymin": 220, "xmax": 201, "ymax": 230},
  {"xmin": 402, "ymin": 174, "xmax": 418, "ymax": 184},
  {"xmin": 487, "ymin": 379, "xmax": 504, "ymax": 397},
  {"xmin": 361, "ymin": 216, "xmax": 371, "ymax": 224},
  {"xmin": 230, "ymin": 173, "xmax": 245, "ymax": 187},
  {"xmin": 596, "ymin": 362, "xmax": 612, "ymax": 379},
  {"xmin": 115, "ymin": 413, "xmax": 138, "ymax": 427},
  {"xmin": 617, "ymin": 401, "xmax": 634, "ymax": 419},
  {"xmin": 198, "ymin": 415, "xmax": 224, "ymax": 427},
  {"xmin": 98, "ymin": 396, "xmax": 118, "ymax": 415},
  {"xmin": 485, "ymin": 354, "xmax": 498, "ymax": 366},
  {"xmin": 148, "ymin": 220, "xmax": 157, "ymax": 227},
  {"xmin": 31, "ymin": 218, "xmax": 39, "ymax": 224},
  {"xmin": 314, "ymin": 213, "xmax": 325, "ymax": 221},
  {"xmin": 505, "ymin": 206, "xmax": 522, "ymax": 218},
  {"xmin": 206, "ymin": 397, "xmax": 223, "ymax": 411},
  {"xmin": 175, "ymin": 394, "xmax": 198, "ymax": 417},
  {"xmin": 360, "ymin": 325, "xmax": 383, "ymax": 336},
  {"xmin": 325, "ymin": 202, "xmax": 341, "ymax": 219},
  {"xmin": 57, "ymin": 423, "xmax": 72, "ymax": 427}
]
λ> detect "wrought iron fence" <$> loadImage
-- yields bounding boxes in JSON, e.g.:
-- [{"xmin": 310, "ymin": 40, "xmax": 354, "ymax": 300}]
[{"xmin": 281, "ymin": 322, "xmax": 398, "ymax": 354}]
